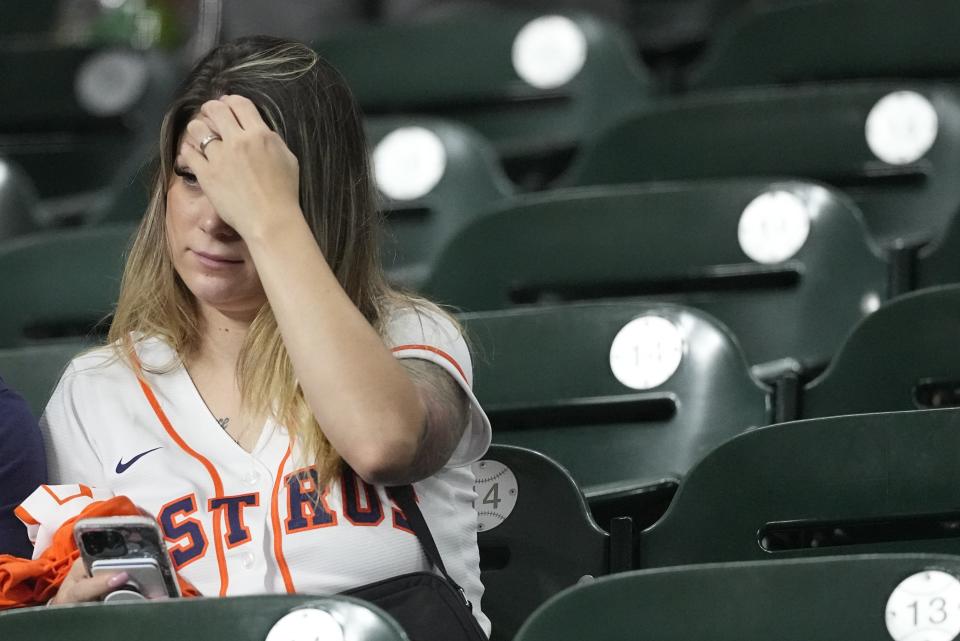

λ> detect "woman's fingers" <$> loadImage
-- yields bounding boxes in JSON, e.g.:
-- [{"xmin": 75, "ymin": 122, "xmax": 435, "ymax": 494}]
[
  {"xmin": 179, "ymin": 140, "xmax": 207, "ymax": 176},
  {"xmin": 185, "ymin": 119, "xmax": 219, "ymax": 159},
  {"xmin": 189, "ymin": 95, "xmax": 268, "ymax": 155},
  {"xmin": 189, "ymin": 95, "xmax": 263, "ymax": 159},
  {"xmin": 219, "ymin": 94, "xmax": 265, "ymax": 131},
  {"xmin": 49, "ymin": 559, "xmax": 129, "ymax": 605},
  {"xmin": 65, "ymin": 555, "xmax": 88, "ymax": 581},
  {"xmin": 69, "ymin": 570, "xmax": 129, "ymax": 603},
  {"xmin": 200, "ymin": 98, "xmax": 244, "ymax": 136}
]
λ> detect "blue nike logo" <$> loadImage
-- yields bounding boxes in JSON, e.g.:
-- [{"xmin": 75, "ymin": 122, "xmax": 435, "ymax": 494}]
[{"xmin": 115, "ymin": 447, "xmax": 163, "ymax": 474}]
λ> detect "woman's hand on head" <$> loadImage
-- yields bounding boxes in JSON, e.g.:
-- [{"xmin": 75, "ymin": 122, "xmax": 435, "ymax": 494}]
[
  {"xmin": 180, "ymin": 94, "xmax": 302, "ymax": 240},
  {"xmin": 47, "ymin": 557, "xmax": 129, "ymax": 606}
]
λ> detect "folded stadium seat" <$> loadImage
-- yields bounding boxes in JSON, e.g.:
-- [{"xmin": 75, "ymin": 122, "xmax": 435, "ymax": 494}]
[
  {"xmin": 515, "ymin": 553, "xmax": 960, "ymax": 641},
  {"xmin": 628, "ymin": 0, "xmax": 745, "ymax": 61},
  {"xmin": 564, "ymin": 82, "xmax": 960, "ymax": 250},
  {"xmin": 0, "ymin": 224, "xmax": 135, "ymax": 349},
  {"xmin": 0, "ymin": 594, "xmax": 407, "ymax": 641},
  {"xmin": 799, "ymin": 284, "xmax": 960, "ymax": 419},
  {"xmin": 381, "ymin": 0, "xmax": 630, "ymax": 29},
  {"xmin": 81, "ymin": 144, "xmax": 156, "ymax": 227},
  {"xmin": 380, "ymin": 0, "xmax": 748, "ymax": 89},
  {"xmin": 365, "ymin": 118, "xmax": 515, "ymax": 288},
  {"xmin": 0, "ymin": 158, "xmax": 45, "ymax": 242},
  {"xmin": 426, "ymin": 180, "xmax": 888, "ymax": 394},
  {"xmin": 0, "ymin": 45, "xmax": 178, "ymax": 224},
  {"xmin": 316, "ymin": 8, "xmax": 654, "ymax": 189},
  {"xmin": 0, "ymin": 342, "xmax": 86, "ymax": 417},
  {"xmin": 638, "ymin": 407, "xmax": 960, "ymax": 568},
  {"xmin": 474, "ymin": 444, "xmax": 632, "ymax": 641},
  {"xmin": 687, "ymin": 0, "xmax": 960, "ymax": 91},
  {"xmin": 459, "ymin": 300, "xmax": 771, "ymax": 531}
]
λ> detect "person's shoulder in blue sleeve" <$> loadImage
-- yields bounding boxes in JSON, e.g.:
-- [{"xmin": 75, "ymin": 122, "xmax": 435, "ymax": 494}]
[{"xmin": 0, "ymin": 375, "xmax": 46, "ymax": 558}]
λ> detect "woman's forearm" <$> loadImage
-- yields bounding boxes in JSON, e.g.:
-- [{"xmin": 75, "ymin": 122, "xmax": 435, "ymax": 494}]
[{"xmin": 244, "ymin": 210, "xmax": 427, "ymax": 484}]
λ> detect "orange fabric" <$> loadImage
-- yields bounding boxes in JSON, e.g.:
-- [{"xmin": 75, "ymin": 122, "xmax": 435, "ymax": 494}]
[
  {"xmin": 0, "ymin": 496, "xmax": 200, "ymax": 609},
  {"xmin": 12, "ymin": 506, "xmax": 38, "ymax": 527}
]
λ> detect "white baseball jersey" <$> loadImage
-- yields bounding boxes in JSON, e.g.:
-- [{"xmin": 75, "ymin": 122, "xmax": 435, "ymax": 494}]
[{"xmin": 38, "ymin": 306, "xmax": 492, "ymax": 634}]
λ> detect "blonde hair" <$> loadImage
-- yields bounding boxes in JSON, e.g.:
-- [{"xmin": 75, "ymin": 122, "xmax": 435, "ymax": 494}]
[{"xmin": 109, "ymin": 36, "xmax": 442, "ymax": 486}]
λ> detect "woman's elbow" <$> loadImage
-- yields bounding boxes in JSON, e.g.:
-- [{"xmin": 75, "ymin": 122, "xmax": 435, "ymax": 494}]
[{"xmin": 347, "ymin": 420, "xmax": 426, "ymax": 486}]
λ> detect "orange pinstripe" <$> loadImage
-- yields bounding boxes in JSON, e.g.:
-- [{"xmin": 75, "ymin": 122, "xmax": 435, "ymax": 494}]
[
  {"xmin": 270, "ymin": 443, "xmax": 296, "ymax": 593},
  {"xmin": 134, "ymin": 370, "xmax": 230, "ymax": 596},
  {"xmin": 391, "ymin": 344, "xmax": 468, "ymax": 384}
]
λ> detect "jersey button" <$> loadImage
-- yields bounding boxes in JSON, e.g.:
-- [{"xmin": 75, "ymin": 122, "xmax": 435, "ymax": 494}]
[
  {"xmin": 242, "ymin": 470, "xmax": 261, "ymax": 486},
  {"xmin": 242, "ymin": 552, "xmax": 256, "ymax": 570}
]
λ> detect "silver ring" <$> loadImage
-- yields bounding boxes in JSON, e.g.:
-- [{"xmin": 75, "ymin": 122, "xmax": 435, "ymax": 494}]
[{"xmin": 198, "ymin": 133, "xmax": 222, "ymax": 156}]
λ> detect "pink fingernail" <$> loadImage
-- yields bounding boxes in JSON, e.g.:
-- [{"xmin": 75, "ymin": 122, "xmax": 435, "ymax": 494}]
[{"xmin": 107, "ymin": 572, "xmax": 130, "ymax": 588}]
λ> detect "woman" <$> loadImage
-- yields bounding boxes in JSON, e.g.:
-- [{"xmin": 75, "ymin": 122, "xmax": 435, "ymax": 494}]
[{"xmin": 39, "ymin": 36, "xmax": 491, "ymax": 633}]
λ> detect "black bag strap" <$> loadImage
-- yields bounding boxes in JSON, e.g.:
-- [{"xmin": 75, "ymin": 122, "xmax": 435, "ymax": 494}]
[{"xmin": 387, "ymin": 485, "xmax": 470, "ymax": 606}]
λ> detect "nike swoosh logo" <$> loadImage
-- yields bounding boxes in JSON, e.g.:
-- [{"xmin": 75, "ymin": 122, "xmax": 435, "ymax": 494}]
[{"xmin": 115, "ymin": 447, "xmax": 163, "ymax": 474}]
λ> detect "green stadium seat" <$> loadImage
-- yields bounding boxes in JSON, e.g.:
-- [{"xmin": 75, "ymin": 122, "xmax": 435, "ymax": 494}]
[
  {"xmin": 0, "ymin": 158, "xmax": 45, "ymax": 241},
  {"xmin": 317, "ymin": 8, "xmax": 653, "ymax": 187},
  {"xmin": 429, "ymin": 180, "xmax": 887, "ymax": 376},
  {"xmin": 0, "ymin": 224, "xmax": 134, "ymax": 348},
  {"xmin": 800, "ymin": 284, "xmax": 960, "ymax": 418},
  {"xmin": 640, "ymin": 408, "xmax": 960, "ymax": 567},
  {"xmin": 0, "ymin": 46, "xmax": 177, "ymax": 221},
  {"xmin": 515, "ymin": 554, "xmax": 960, "ymax": 641},
  {"xmin": 689, "ymin": 0, "xmax": 960, "ymax": 91},
  {"xmin": 0, "ymin": 342, "xmax": 86, "ymax": 417},
  {"xmin": 628, "ymin": 0, "xmax": 745, "ymax": 62},
  {"xmin": 913, "ymin": 215, "xmax": 960, "ymax": 291},
  {"xmin": 566, "ymin": 82, "xmax": 960, "ymax": 248},
  {"xmin": 80, "ymin": 136, "xmax": 158, "ymax": 227},
  {"xmin": 461, "ymin": 300, "xmax": 771, "ymax": 526},
  {"xmin": 475, "ymin": 444, "xmax": 631, "ymax": 641},
  {"xmin": 0, "ymin": 594, "xmax": 407, "ymax": 641},
  {"xmin": 366, "ymin": 118, "xmax": 515, "ymax": 287}
]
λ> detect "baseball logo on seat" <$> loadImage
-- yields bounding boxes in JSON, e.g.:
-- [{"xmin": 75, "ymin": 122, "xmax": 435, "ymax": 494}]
[{"xmin": 472, "ymin": 460, "xmax": 518, "ymax": 532}]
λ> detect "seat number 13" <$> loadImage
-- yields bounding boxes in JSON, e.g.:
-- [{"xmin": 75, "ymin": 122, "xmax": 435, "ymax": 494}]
[{"xmin": 886, "ymin": 571, "xmax": 960, "ymax": 641}]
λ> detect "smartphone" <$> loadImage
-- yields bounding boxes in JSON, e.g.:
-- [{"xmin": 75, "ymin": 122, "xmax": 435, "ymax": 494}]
[
  {"xmin": 91, "ymin": 558, "xmax": 165, "ymax": 601},
  {"xmin": 74, "ymin": 516, "xmax": 181, "ymax": 599}
]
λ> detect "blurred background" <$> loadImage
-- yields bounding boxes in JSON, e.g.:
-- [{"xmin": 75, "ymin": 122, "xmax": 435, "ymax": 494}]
[{"xmin": 0, "ymin": 0, "xmax": 770, "ymax": 232}]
